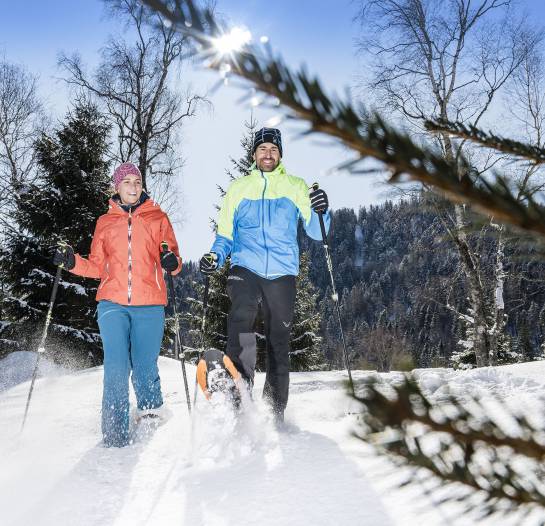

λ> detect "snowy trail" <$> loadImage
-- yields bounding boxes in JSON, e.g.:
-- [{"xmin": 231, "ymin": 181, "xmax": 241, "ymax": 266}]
[
  {"xmin": 183, "ymin": 425, "xmax": 391, "ymax": 526},
  {"xmin": 1, "ymin": 357, "xmax": 392, "ymax": 526},
  {"xmin": 4, "ymin": 354, "xmax": 545, "ymax": 525}
]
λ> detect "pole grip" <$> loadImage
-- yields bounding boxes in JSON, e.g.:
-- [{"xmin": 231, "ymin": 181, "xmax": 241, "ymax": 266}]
[
  {"xmin": 311, "ymin": 182, "xmax": 328, "ymax": 244},
  {"xmin": 160, "ymin": 241, "xmax": 176, "ymax": 308}
]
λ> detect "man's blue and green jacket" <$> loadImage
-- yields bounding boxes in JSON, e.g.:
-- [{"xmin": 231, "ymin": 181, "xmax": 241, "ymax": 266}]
[{"xmin": 211, "ymin": 163, "xmax": 331, "ymax": 279}]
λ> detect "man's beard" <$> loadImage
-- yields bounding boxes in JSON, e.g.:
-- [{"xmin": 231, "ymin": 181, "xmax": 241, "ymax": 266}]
[{"xmin": 257, "ymin": 159, "xmax": 280, "ymax": 172}]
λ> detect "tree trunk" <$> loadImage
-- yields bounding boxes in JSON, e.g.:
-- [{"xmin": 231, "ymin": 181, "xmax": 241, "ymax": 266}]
[
  {"xmin": 452, "ymin": 205, "xmax": 491, "ymax": 367},
  {"xmin": 441, "ymin": 129, "xmax": 492, "ymax": 367},
  {"xmin": 489, "ymin": 226, "xmax": 506, "ymax": 366},
  {"xmin": 138, "ymin": 144, "xmax": 148, "ymax": 190}
]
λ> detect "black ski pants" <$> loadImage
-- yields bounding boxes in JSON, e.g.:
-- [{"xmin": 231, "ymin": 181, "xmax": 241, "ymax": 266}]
[{"xmin": 226, "ymin": 265, "xmax": 296, "ymax": 413}]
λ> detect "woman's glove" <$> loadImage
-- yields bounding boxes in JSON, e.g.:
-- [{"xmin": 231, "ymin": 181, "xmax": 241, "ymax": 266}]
[
  {"xmin": 52, "ymin": 244, "xmax": 75, "ymax": 270},
  {"xmin": 160, "ymin": 250, "xmax": 179, "ymax": 272}
]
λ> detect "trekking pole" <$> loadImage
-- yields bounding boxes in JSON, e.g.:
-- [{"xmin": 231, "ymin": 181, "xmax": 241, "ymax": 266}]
[
  {"xmin": 311, "ymin": 183, "xmax": 354, "ymax": 394},
  {"xmin": 21, "ymin": 241, "xmax": 67, "ymax": 431},
  {"xmin": 161, "ymin": 242, "xmax": 191, "ymax": 413},
  {"xmin": 193, "ymin": 275, "xmax": 210, "ymax": 405}
]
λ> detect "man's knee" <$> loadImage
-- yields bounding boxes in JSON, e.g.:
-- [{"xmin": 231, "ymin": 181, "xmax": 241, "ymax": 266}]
[{"xmin": 268, "ymin": 327, "xmax": 292, "ymax": 357}]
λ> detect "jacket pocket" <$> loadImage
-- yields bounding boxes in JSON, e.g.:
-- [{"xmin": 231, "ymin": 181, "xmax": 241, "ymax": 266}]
[
  {"xmin": 236, "ymin": 200, "xmax": 260, "ymax": 228},
  {"xmin": 99, "ymin": 263, "xmax": 110, "ymax": 290},
  {"xmin": 154, "ymin": 262, "xmax": 162, "ymax": 291}
]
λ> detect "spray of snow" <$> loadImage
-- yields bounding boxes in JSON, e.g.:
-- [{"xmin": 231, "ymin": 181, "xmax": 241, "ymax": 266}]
[{"xmin": 0, "ymin": 351, "xmax": 69, "ymax": 393}]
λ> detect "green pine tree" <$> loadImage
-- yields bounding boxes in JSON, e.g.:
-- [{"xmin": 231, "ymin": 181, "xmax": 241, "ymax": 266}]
[
  {"xmin": 289, "ymin": 251, "xmax": 324, "ymax": 371},
  {"xmin": 184, "ymin": 258, "xmax": 231, "ymax": 361},
  {"xmin": 0, "ymin": 101, "xmax": 111, "ymax": 366}
]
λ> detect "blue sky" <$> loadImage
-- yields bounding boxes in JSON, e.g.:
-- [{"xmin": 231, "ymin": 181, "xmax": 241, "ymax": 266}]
[{"xmin": 1, "ymin": 0, "xmax": 544, "ymax": 260}]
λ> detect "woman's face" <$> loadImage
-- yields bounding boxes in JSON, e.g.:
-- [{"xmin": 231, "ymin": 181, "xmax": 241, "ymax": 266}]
[{"xmin": 117, "ymin": 174, "xmax": 143, "ymax": 206}]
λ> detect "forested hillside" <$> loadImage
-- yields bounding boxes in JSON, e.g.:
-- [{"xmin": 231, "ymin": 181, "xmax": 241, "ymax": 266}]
[{"xmin": 180, "ymin": 194, "xmax": 545, "ymax": 371}]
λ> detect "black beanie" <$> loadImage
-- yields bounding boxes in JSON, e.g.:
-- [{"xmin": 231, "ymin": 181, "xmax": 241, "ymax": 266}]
[{"xmin": 253, "ymin": 127, "xmax": 283, "ymax": 157}]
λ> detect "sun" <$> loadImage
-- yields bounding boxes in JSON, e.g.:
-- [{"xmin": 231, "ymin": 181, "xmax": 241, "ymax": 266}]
[{"xmin": 212, "ymin": 27, "xmax": 252, "ymax": 56}]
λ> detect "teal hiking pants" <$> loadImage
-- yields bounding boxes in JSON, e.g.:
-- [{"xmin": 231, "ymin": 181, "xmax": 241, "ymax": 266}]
[{"xmin": 97, "ymin": 300, "xmax": 165, "ymax": 447}]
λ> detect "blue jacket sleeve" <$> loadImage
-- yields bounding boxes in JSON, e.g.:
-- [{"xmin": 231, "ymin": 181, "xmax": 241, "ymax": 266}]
[
  {"xmin": 210, "ymin": 183, "xmax": 238, "ymax": 267},
  {"xmin": 210, "ymin": 234, "xmax": 233, "ymax": 267},
  {"xmin": 304, "ymin": 209, "xmax": 331, "ymax": 240}
]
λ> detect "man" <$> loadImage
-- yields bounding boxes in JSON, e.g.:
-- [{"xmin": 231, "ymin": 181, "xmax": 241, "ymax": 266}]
[{"xmin": 199, "ymin": 127, "xmax": 330, "ymax": 424}]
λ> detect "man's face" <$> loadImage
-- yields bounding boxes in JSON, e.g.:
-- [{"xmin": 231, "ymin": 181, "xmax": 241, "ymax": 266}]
[
  {"xmin": 254, "ymin": 143, "xmax": 281, "ymax": 172},
  {"xmin": 117, "ymin": 174, "xmax": 143, "ymax": 206}
]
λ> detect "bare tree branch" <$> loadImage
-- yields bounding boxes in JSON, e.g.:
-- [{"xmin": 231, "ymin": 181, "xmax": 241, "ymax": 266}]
[
  {"xmin": 58, "ymin": 0, "xmax": 208, "ymax": 200},
  {"xmin": 0, "ymin": 59, "xmax": 44, "ymax": 235}
]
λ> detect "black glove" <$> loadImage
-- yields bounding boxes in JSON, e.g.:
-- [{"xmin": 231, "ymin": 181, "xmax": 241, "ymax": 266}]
[
  {"xmin": 310, "ymin": 187, "xmax": 328, "ymax": 213},
  {"xmin": 199, "ymin": 252, "xmax": 218, "ymax": 274},
  {"xmin": 52, "ymin": 244, "xmax": 75, "ymax": 270},
  {"xmin": 160, "ymin": 250, "xmax": 178, "ymax": 272}
]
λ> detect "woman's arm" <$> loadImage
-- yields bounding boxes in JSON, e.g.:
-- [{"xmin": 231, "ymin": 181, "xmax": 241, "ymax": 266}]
[{"xmin": 71, "ymin": 221, "xmax": 105, "ymax": 279}]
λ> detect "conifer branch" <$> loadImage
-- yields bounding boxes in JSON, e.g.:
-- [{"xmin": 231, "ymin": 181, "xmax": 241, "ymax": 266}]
[
  {"xmin": 141, "ymin": 0, "xmax": 545, "ymax": 240},
  {"xmin": 354, "ymin": 375, "xmax": 545, "ymax": 515},
  {"xmin": 425, "ymin": 119, "xmax": 545, "ymax": 165}
]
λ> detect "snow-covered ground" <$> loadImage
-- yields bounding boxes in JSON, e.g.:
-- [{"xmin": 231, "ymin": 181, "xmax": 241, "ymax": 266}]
[{"xmin": 2, "ymin": 352, "xmax": 545, "ymax": 526}]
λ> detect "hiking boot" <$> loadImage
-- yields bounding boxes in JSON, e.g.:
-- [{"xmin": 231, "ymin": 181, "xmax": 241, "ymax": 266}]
[{"xmin": 273, "ymin": 410, "xmax": 284, "ymax": 427}]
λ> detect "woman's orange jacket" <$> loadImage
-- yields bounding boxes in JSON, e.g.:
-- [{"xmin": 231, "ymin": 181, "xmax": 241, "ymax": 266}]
[{"xmin": 71, "ymin": 197, "xmax": 181, "ymax": 306}]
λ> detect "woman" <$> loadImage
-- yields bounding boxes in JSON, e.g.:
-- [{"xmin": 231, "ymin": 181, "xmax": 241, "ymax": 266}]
[{"xmin": 54, "ymin": 162, "xmax": 181, "ymax": 447}]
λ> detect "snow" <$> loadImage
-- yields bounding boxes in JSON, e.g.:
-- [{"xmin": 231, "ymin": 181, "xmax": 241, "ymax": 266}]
[
  {"xmin": 27, "ymin": 268, "xmax": 88, "ymax": 296},
  {"xmin": 1, "ymin": 355, "xmax": 545, "ymax": 525},
  {"xmin": 0, "ymin": 351, "xmax": 69, "ymax": 393}
]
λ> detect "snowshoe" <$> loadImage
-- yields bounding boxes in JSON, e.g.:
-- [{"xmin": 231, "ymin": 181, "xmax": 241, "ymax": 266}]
[{"xmin": 197, "ymin": 349, "xmax": 243, "ymax": 410}]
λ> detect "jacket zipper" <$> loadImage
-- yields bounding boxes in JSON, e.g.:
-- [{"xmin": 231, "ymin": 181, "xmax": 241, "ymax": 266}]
[
  {"xmin": 260, "ymin": 170, "xmax": 269, "ymax": 277},
  {"xmin": 127, "ymin": 210, "xmax": 133, "ymax": 304}
]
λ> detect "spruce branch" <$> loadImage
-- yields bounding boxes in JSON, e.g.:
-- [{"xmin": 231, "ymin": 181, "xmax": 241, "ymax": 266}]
[
  {"xmin": 141, "ymin": 0, "xmax": 545, "ymax": 241},
  {"xmin": 425, "ymin": 119, "xmax": 545, "ymax": 165},
  {"xmin": 354, "ymin": 375, "xmax": 545, "ymax": 516}
]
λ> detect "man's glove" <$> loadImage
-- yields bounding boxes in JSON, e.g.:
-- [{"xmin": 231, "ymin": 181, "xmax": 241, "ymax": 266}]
[
  {"xmin": 160, "ymin": 250, "xmax": 178, "ymax": 272},
  {"xmin": 52, "ymin": 244, "xmax": 75, "ymax": 270},
  {"xmin": 309, "ymin": 187, "xmax": 329, "ymax": 213},
  {"xmin": 199, "ymin": 252, "xmax": 218, "ymax": 274}
]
